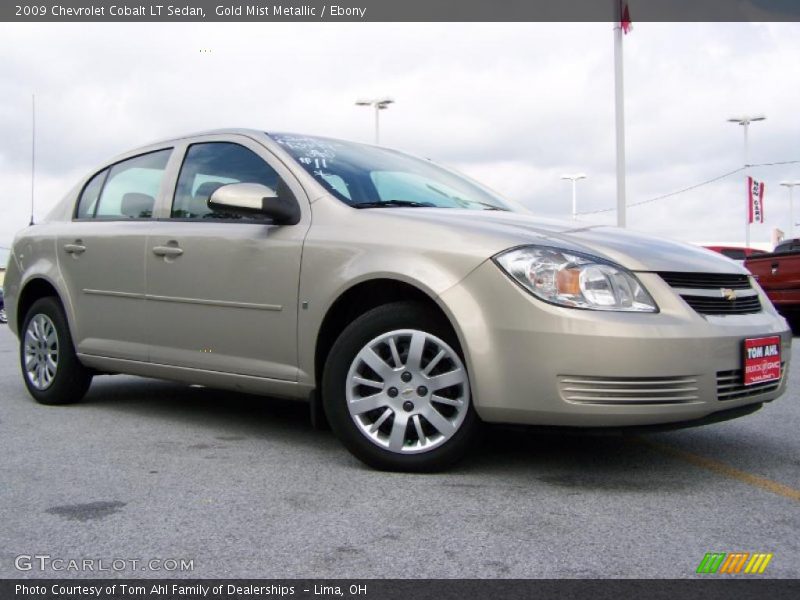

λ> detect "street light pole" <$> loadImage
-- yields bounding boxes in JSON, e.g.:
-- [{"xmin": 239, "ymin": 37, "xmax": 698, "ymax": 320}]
[
  {"xmin": 613, "ymin": 3, "xmax": 627, "ymax": 228},
  {"xmin": 374, "ymin": 104, "xmax": 380, "ymax": 145},
  {"xmin": 355, "ymin": 97, "xmax": 395, "ymax": 144},
  {"xmin": 561, "ymin": 173, "xmax": 587, "ymax": 220},
  {"xmin": 727, "ymin": 115, "xmax": 766, "ymax": 249},
  {"xmin": 780, "ymin": 181, "xmax": 800, "ymax": 239}
]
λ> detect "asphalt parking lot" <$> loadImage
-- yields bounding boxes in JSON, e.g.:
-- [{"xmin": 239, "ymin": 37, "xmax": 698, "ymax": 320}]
[{"xmin": 0, "ymin": 325, "xmax": 798, "ymax": 579}]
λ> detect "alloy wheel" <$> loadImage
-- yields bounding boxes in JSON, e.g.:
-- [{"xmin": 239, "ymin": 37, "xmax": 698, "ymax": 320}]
[
  {"xmin": 346, "ymin": 329, "xmax": 470, "ymax": 454},
  {"xmin": 23, "ymin": 313, "xmax": 60, "ymax": 391}
]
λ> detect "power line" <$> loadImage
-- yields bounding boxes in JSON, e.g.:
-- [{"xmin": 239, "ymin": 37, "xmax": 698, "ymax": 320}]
[
  {"xmin": 749, "ymin": 160, "xmax": 800, "ymax": 168},
  {"xmin": 577, "ymin": 159, "xmax": 800, "ymax": 216}
]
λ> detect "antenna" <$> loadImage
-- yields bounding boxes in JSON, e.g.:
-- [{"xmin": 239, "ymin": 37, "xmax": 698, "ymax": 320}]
[{"xmin": 30, "ymin": 93, "xmax": 35, "ymax": 226}]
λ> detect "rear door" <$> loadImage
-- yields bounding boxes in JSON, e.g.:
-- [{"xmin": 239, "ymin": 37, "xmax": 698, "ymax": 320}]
[
  {"xmin": 144, "ymin": 135, "xmax": 310, "ymax": 380},
  {"xmin": 57, "ymin": 148, "xmax": 173, "ymax": 360}
]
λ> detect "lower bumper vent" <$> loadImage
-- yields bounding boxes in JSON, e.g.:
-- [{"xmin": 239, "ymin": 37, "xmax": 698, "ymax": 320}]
[
  {"xmin": 716, "ymin": 365, "xmax": 784, "ymax": 401},
  {"xmin": 559, "ymin": 375, "xmax": 700, "ymax": 405}
]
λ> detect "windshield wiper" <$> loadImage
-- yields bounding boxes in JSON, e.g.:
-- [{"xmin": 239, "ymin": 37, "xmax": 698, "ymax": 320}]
[
  {"xmin": 474, "ymin": 203, "xmax": 509, "ymax": 211},
  {"xmin": 424, "ymin": 184, "xmax": 509, "ymax": 211},
  {"xmin": 352, "ymin": 200, "xmax": 436, "ymax": 208}
]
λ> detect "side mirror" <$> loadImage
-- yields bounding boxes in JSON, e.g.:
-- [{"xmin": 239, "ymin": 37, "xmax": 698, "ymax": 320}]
[{"xmin": 208, "ymin": 182, "xmax": 300, "ymax": 225}]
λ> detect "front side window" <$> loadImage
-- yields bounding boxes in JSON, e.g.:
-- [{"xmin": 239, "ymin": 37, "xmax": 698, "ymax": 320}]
[
  {"xmin": 86, "ymin": 149, "xmax": 171, "ymax": 220},
  {"xmin": 270, "ymin": 133, "xmax": 511, "ymax": 211},
  {"xmin": 172, "ymin": 143, "xmax": 283, "ymax": 220}
]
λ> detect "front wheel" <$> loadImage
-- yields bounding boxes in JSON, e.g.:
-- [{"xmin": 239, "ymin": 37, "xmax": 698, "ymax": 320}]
[
  {"xmin": 322, "ymin": 302, "xmax": 480, "ymax": 471},
  {"xmin": 20, "ymin": 297, "xmax": 93, "ymax": 405}
]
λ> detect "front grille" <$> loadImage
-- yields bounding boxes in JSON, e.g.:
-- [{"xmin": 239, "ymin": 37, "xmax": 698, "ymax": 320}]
[
  {"xmin": 716, "ymin": 365, "xmax": 784, "ymax": 401},
  {"xmin": 559, "ymin": 375, "xmax": 700, "ymax": 405},
  {"xmin": 680, "ymin": 294, "xmax": 762, "ymax": 315},
  {"xmin": 658, "ymin": 272, "xmax": 751, "ymax": 289},
  {"xmin": 658, "ymin": 271, "xmax": 762, "ymax": 315}
]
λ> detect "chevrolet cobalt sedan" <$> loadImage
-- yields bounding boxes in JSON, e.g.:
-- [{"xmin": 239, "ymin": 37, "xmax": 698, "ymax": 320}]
[{"xmin": 4, "ymin": 130, "xmax": 791, "ymax": 471}]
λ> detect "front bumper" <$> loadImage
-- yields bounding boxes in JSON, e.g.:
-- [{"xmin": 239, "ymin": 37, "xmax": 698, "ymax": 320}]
[{"xmin": 440, "ymin": 261, "xmax": 792, "ymax": 427}]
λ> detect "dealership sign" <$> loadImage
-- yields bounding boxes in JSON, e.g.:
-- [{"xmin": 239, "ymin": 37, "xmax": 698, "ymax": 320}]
[{"xmin": 748, "ymin": 176, "xmax": 765, "ymax": 224}]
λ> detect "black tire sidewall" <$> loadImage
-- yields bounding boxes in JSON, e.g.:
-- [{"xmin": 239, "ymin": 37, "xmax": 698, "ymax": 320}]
[
  {"xmin": 322, "ymin": 301, "xmax": 480, "ymax": 472},
  {"xmin": 20, "ymin": 297, "xmax": 91, "ymax": 405}
]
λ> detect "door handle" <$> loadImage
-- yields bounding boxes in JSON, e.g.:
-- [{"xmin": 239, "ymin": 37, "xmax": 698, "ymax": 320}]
[
  {"xmin": 152, "ymin": 245, "xmax": 184, "ymax": 257},
  {"xmin": 63, "ymin": 242, "xmax": 86, "ymax": 255},
  {"xmin": 771, "ymin": 263, "xmax": 779, "ymax": 275}
]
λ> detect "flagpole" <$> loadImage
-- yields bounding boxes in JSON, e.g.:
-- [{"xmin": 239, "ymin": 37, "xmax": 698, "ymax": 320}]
[
  {"xmin": 614, "ymin": 3, "xmax": 626, "ymax": 228},
  {"xmin": 743, "ymin": 122, "xmax": 750, "ymax": 249}
]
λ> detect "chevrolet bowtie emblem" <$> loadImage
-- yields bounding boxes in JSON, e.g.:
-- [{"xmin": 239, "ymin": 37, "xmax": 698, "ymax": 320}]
[{"xmin": 720, "ymin": 288, "xmax": 737, "ymax": 301}]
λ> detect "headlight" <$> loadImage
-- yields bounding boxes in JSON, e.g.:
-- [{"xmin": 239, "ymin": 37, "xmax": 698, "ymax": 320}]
[{"xmin": 494, "ymin": 246, "xmax": 658, "ymax": 312}]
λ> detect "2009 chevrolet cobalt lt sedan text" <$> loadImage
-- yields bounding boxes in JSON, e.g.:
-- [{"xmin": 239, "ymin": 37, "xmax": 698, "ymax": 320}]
[{"xmin": 3, "ymin": 130, "xmax": 791, "ymax": 470}]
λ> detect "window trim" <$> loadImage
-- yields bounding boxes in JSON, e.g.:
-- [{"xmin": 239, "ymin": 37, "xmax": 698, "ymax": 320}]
[{"xmin": 72, "ymin": 147, "xmax": 174, "ymax": 222}]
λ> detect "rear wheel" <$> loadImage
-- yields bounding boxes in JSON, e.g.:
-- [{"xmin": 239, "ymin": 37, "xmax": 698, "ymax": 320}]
[
  {"xmin": 20, "ymin": 297, "xmax": 92, "ymax": 405},
  {"xmin": 322, "ymin": 301, "xmax": 480, "ymax": 471}
]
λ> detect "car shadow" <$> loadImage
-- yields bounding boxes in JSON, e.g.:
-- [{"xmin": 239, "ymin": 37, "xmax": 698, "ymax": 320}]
[
  {"xmin": 76, "ymin": 375, "xmax": 712, "ymax": 491},
  {"xmin": 82, "ymin": 375, "xmax": 315, "ymax": 438}
]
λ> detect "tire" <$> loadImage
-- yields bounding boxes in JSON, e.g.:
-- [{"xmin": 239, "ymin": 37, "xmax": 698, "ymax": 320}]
[
  {"xmin": 19, "ymin": 297, "xmax": 93, "ymax": 405},
  {"xmin": 322, "ymin": 301, "xmax": 480, "ymax": 472}
]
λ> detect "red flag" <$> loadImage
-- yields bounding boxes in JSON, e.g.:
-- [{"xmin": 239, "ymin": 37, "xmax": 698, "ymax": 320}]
[
  {"xmin": 621, "ymin": 1, "xmax": 633, "ymax": 34},
  {"xmin": 748, "ymin": 176, "xmax": 765, "ymax": 224}
]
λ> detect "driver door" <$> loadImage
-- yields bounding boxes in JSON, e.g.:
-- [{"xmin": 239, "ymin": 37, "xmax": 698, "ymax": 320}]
[{"xmin": 144, "ymin": 136, "xmax": 309, "ymax": 380}]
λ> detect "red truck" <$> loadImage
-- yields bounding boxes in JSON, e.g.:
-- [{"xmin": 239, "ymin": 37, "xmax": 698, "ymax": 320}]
[
  {"xmin": 705, "ymin": 245, "xmax": 767, "ymax": 260},
  {"xmin": 745, "ymin": 239, "xmax": 800, "ymax": 327}
]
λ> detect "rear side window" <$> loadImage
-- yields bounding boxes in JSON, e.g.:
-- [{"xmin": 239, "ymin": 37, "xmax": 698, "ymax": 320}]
[
  {"xmin": 171, "ymin": 142, "xmax": 282, "ymax": 220},
  {"xmin": 75, "ymin": 169, "xmax": 108, "ymax": 218},
  {"xmin": 75, "ymin": 149, "xmax": 172, "ymax": 220},
  {"xmin": 95, "ymin": 150, "xmax": 171, "ymax": 219}
]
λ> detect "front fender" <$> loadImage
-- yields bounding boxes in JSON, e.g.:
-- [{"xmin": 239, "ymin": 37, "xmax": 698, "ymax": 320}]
[{"xmin": 297, "ymin": 244, "xmax": 488, "ymax": 388}]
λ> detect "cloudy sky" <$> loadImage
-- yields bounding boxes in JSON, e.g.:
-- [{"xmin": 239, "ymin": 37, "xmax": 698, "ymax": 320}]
[{"xmin": 1, "ymin": 21, "xmax": 799, "ymax": 251}]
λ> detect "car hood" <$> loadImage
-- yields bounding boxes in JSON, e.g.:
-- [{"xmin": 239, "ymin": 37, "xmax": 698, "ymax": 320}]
[{"xmin": 385, "ymin": 208, "xmax": 748, "ymax": 274}]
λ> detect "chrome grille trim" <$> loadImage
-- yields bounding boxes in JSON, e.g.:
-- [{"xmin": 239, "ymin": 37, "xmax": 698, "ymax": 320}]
[
  {"xmin": 559, "ymin": 375, "xmax": 700, "ymax": 405},
  {"xmin": 670, "ymin": 287, "xmax": 758, "ymax": 299}
]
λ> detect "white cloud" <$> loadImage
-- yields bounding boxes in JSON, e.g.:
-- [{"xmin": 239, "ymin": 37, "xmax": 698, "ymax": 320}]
[{"xmin": 1, "ymin": 21, "xmax": 799, "ymax": 250}]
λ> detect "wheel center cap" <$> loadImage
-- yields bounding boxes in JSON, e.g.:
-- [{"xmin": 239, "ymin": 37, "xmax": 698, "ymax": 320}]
[{"xmin": 400, "ymin": 387, "xmax": 415, "ymax": 398}]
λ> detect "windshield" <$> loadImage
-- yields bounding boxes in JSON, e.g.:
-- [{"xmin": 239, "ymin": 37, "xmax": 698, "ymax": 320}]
[{"xmin": 270, "ymin": 133, "xmax": 511, "ymax": 211}]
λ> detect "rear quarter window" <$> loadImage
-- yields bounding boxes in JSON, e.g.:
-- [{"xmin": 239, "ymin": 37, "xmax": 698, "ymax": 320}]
[{"xmin": 75, "ymin": 169, "xmax": 108, "ymax": 218}]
